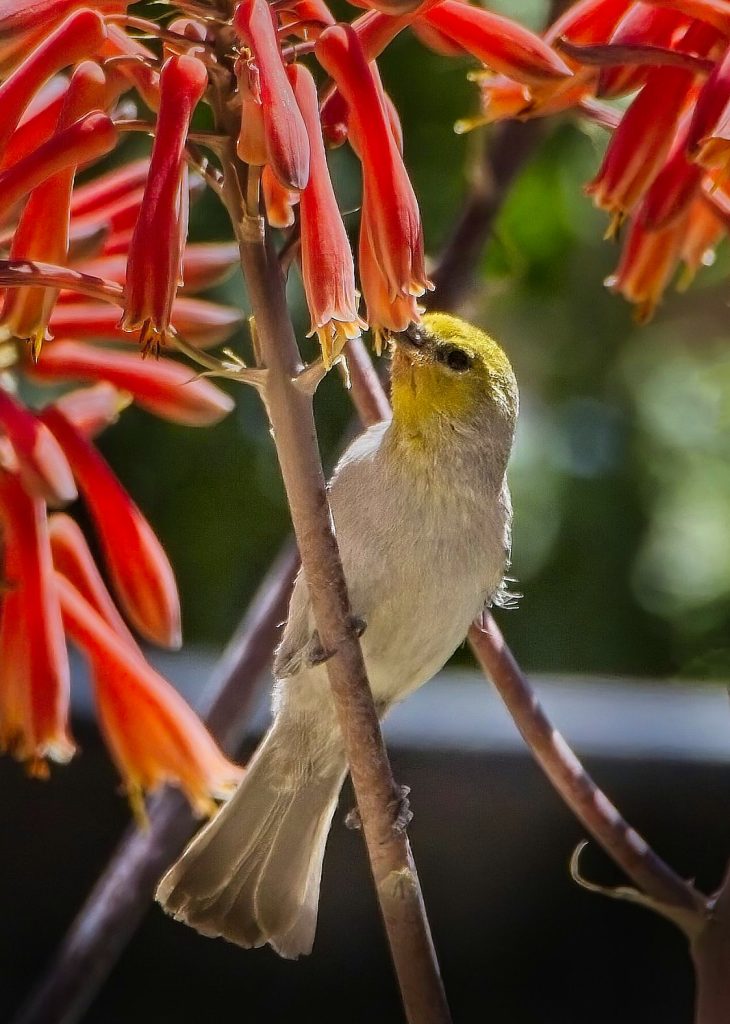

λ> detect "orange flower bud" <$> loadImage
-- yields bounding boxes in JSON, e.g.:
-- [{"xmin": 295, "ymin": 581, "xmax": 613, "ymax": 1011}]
[
  {"xmin": 32, "ymin": 341, "xmax": 235, "ymax": 427},
  {"xmin": 58, "ymin": 574, "xmax": 242, "ymax": 818},
  {"xmin": 289, "ymin": 62, "xmax": 364, "ymax": 366},
  {"xmin": 234, "ymin": 0, "xmax": 310, "ymax": 189},
  {"xmin": 122, "ymin": 54, "xmax": 209, "ymax": 354},
  {"xmin": 0, "ymin": 471, "xmax": 73, "ymax": 770},
  {"xmin": 40, "ymin": 406, "xmax": 182, "ymax": 650}
]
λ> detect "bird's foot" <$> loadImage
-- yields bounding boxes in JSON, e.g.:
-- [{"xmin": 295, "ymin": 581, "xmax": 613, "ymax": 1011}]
[
  {"xmin": 309, "ymin": 615, "xmax": 367, "ymax": 666},
  {"xmin": 344, "ymin": 784, "xmax": 412, "ymax": 834}
]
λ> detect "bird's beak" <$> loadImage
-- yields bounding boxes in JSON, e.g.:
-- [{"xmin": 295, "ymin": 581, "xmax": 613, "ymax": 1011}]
[{"xmin": 393, "ymin": 323, "xmax": 430, "ymax": 365}]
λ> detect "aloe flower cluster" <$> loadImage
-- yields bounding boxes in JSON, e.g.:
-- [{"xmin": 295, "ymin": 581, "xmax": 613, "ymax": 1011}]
[
  {"xmin": 3, "ymin": 0, "xmax": 726, "ymax": 815},
  {"xmin": 460, "ymin": 0, "xmax": 730, "ymax": 322}
]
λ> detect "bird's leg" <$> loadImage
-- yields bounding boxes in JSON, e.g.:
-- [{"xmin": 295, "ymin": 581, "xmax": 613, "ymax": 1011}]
[
  {"xmin": 345, "ymin": 784, "xmax": 412, "ymax": 834},
  {"xmin": 308, "ymin": 615, "xmax": 367, "ymax": 666}
]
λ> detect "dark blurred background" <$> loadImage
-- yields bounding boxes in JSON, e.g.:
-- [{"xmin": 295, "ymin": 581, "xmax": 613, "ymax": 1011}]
[{"xmin": 5, "ymin": 0, "xmax": 730, "ymax": 1019}]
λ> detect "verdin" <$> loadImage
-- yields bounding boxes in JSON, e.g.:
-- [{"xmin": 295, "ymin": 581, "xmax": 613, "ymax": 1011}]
[{"xmin": 157, "ymin": 312, "xmax": 519, "ymax": 957}]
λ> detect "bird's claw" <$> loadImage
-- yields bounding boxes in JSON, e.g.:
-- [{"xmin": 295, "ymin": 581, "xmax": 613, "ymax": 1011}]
[
  {"xmin": 344, "ymin": 784, "xmax": 412, "ymax": 834},
  {"xmin": 309, "ymin": 615, "xmax": 367, "ymax": 667}
]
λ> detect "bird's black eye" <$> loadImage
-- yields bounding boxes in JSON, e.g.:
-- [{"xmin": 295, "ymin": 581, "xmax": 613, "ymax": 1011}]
[{"xmin": 438, "ymin": 346, "xmax": 472, "ymax": 372}]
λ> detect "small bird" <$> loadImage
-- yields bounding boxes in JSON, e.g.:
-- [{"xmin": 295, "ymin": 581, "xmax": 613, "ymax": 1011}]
[{"xmin": 157, "ymin": 312, "xmax": 519, "ymax": 957}]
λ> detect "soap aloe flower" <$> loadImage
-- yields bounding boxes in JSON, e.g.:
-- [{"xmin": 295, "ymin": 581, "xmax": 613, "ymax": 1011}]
[
  {"xmin": 30, "ymin": 340, "xmax": 235, "ymax": 427},
  {"xmin": 57, "ymin": 574, "xmax": 242, "ymax": 821},
  {"xmin": 604, "ymin": 211, "xmax": 687, "ymax": 321},
  {"xmin": 289, "ymin": 62, "xmax": 365, "ymax": 367},
  {"xmin": 0, "ymin": 8, "xmax": 107, "ymax": 159},
  {"xmin": 585, "ymin": 65, "xmax": 699, "ymax": 235},
  {"xmin": 50, "ymin": 296, "xmax": 242, "ymax": 349},
  {"xmin": 0, "ymin": 470, "xmax": 73, "ymax": 772},
  {"xmin": 1, "ymin": 61, "xmax": 112, "ymax": 357},
  {"xmin": 316, "ymin": 24, "xmax": 431, "ymax": 330},
  {"xmin": 421, "ymin": 0, "xmax": 573, "ymax": 85},
  {"xmin": 234, "ymin": 0, "xmax": 310, "ymax": 190},
  {"xmin": 121, "ymin": 53, "xmax": 209, "ymax": 355},
  {"xmin": 0, "ymin": 388, "xmax": 76, "ymax": 505},
  {"xmin": 262, "ymin": 163, "xmax": 300, "ymax": 228},
  {"xmin": 39, "ymin": 405, "xmax": 182, "ymax": 650}
]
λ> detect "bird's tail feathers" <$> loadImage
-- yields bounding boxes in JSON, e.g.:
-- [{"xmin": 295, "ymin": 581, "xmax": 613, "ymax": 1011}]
[{"xmin": 156, "ymin": 724, "xmax": 345, "ymax": 958}]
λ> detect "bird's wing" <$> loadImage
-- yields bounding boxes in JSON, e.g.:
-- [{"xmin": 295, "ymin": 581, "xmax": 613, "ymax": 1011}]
[{"xmin": 273, "ymin": 570, "xmax": 317, "ymax": 678}]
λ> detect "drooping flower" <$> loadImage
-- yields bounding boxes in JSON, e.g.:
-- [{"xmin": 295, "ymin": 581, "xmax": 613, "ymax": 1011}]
[
  {"xmin": 0, "ymin": 387, "xmax": 76, "ymax": 505},
  {"xmin": 49, "ymin": 512, "xmax": 140, "ymax": 652},
  {"xmin": 30, "ymin": 340, "xmax": 235, "ymax": 427},
  {"xmin": 604, "ymin": 210, "xmax": 687, "ymax": 322},
  {"xmin": 51, "ymin": 296, "xmax": 242, "ymax": 349},
  {"xmin": 121, "ymin": 53, "xmax": 208, "ymax": 354},
  {"xmin": 288, "ymin": 62, "xmax": 364, "ymax": 367},
  {"xmin": 316, "ymin": 24, "xmax": 431, "ymax": 338},
  {"xmin": 234, "ymin": 0, "xmax": 310, "ymax": 190},
  {"xmin": 40, "ymin": 406, "xmax": 183, "ymax": 650},
  {"xmin": 0, "ymin": 8, "xmax": 107, "ymax": 158},
  {"xmin": 0, "ymin": 470, "xmax": 73, "ymax": 772},
  {"xmin": 57, "ymin": 573, "xmax": 242, "ymax": 821},
  {"xmin": 0, "ymin": 111, "xmax": 118, "ymax": 226},
  {"xmin": 262, "ymin": 163, "xmax": 300, "ymax": 228},
  {"xmin": 1, "ymin": 61, "xmax": 113, "ymax": 357},
  {"xmin": 421, "ymin": 0, "xmax": 573, "ymax": 85}
]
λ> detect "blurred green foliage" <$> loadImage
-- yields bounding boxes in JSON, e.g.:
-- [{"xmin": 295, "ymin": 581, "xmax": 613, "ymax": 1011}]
[{"xmin": 102, "ymin": 10, "xmax": 730, "ymax": 683}]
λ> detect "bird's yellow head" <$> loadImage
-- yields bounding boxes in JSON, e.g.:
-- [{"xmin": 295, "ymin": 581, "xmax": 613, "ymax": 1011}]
[{"xmin": 389, "ymin": 313, "xmax": 518, "ymax": 451}]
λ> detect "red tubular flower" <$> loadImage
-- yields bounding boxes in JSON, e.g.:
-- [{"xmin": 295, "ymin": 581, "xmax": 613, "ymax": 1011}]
[
  {"xmin": 101, "ymin": 24, "xmax": 161, "ymax": 112},
  {"xmin": 0, "ymin": 76, "xmax": 67, "ymax": 171},
  {"xmin": 638, "ymin": 117, "xmax": 703, "ymax": 230},
  {"xmin": 288, "ymin": 63, "xmax": 364, "ymax": 366},
  {"xmin": 39, "ymin": 406, "xmax": 182, "ymax": 650},
  {"xmin": 544, "ymin": 0, "xmax": 633, "ymax": 46},
  {"xmin": 316, "ymin": 24, "xmax": 430, "ymax": 331},
  {"xmin": 0, "ymin": 111, "xmax": 118, "ymax": 226},
  {"xmin": 644, "ymin": 0, "xmax": 730, "ymax": 36},
  {"xmin": 677, "ymin": 197, "xmax": 725, "ymax": 287},
  {"xmin": 49, "ymin": 512, "xmax": 139, "ymax": 653},
  {"xmin": 122, "ymin": 54, "xmax": 209, "ymax": 354},
  {"xmin": 0, "ymin": 8, "xmax": 107, "ymax": 158},
  {"xmin": 31, "ymin": 341, "xmax": 235, "ymax": 427},
  {"xmin": 595, "ymin": 5, "xmax": 690, "ymax": 98},
  {"xmin": 235, "ymin": 60, "xmax": 268, "ymax": 167},
  {"xmin": 421, "ymin": 0, "xmax": 573, "ymax": 85},
  {"xmin": 0, "ymin": 1, "xmax": 122, "ymax": 37},
  {"xmin": 0, "ymin": 388, "xmax": 76, "ymax": 504},
  {"xmin": 604, "ymin": 212, "xmax": 686, "ymax": 322},
  {"xmin": 69, "ymin": 159, "xmax": 150, "ymax": 219},
  {"xmin": 687, "ymin": 42, "xmax": 730, "ymax": 179},
  {"xmin": 57, "ymin": 574, "xmax": 242, "ymax": 819},
  {"xmin": 74, "ymin": 242, "xmax": 240, "ymax": 295},
  {"xmin": 50, "ymin": 296, "xmax": 242, "ymax": 349},
  {"xmin": 262, "ymin": 163, "xmax": 300, "ymax": 228},
  {"xmin": 54, "ymin": 382, "xmax": 124, "ymax": 439},
  {"xmin": 234, "ymin": 0, "xmax": 310, "ymax": 189},
  {"xmin": 2, "ymin": 61, "xmax": 110, "ymax": 356},
  {"xmin": 0, "ymin": 471, "xmax": 73, "ymax": 770},
  {"xmin": 585, "ymin": 66, "xmax": 700, "ymax": 234},
  {"xmin": 359, "ymin": 221, "xmax": 419, "ymax": 351}
]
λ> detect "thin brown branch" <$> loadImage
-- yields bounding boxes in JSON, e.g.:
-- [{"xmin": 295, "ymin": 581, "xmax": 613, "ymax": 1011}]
[
  {"xmin": 468, "ymin": 617, "xmax": 706, "ymax": 929},
  {"xmin": 219, "ymin": 141, "xmax": 451, "ymax": 1022},
  {"xmin": 13, "ymin": 545, "xmax": 299, "ymax": 1024}
]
